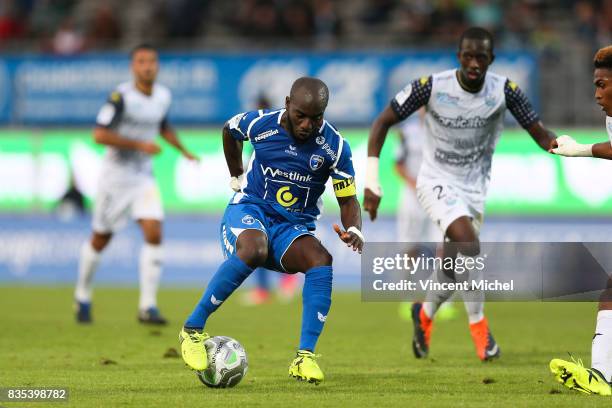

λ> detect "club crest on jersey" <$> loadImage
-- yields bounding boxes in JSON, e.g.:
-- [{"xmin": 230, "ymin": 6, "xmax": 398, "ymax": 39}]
[
  {"xmin": 309, "ymin": 154, "xmax": 324, "ymax": 171},
  {"xmin": 316, "ymin": 136, "xmax": 325, "ymax": 145},
  {"xmin": 241, "ymin": 215, "xmax": 255, "ymax": 225}
]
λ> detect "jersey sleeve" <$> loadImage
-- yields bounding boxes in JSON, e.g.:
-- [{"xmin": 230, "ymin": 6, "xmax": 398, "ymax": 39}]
[
  {"xmin": 390, "ymin": 76, "xmax": 432, "ymax": 121},
  {"xmin": 95, "ymin": 91, "xmax": 124, "ymax": 128},
  {"xmin": 504, "ymin": 79, "xmax": 539, "ymax": 128},
  {"xmin": 395, "ymin": 132, "xmax": 408, "ymax": 164},
  {"xmin": 330, "ymin": 138, "xmax": 356, "ymax": 197},
  {"xmin": 225, "ymin": 110, "xmax": 267, "ymax": 141}
]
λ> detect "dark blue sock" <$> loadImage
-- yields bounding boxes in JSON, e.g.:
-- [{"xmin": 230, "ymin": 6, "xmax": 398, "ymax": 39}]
[
  {"xmin": 184, "ymin": 255, "xmax": 253, "ymax": 329},
  {"xmin": 299, "ymin": 265, "xmax": 333, "ymax": 352},
  {"xmin": 255, "ymin": 267, "xmax": 271, "ymax": 291}
]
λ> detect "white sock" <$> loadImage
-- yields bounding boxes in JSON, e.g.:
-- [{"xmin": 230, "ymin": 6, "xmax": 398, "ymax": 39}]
[
  {"xmin": 458, "ymin": 254, "xmax": 485, "ymax": 324},
  {"xmin": 75, "ymin": 241, "xmax": 101, "ymax": 303},
  {"xmin": 139, "ymin": 243, "xmax": 163, "ymax": 311},
  {"xmin": 592, "ymin": 310, "xmax": 612, "ymax": 383},
  {"xmin": 423, "ymin": 268, "xmax": 455, "ymax": 319}
]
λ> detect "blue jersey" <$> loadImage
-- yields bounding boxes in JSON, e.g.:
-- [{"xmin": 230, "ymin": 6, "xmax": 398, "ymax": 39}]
[{"xmin": 226, "ymin": 108, "xmax": 356, "ymax": 228}]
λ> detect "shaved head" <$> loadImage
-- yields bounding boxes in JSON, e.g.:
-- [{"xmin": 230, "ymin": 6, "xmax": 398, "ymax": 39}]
[
  {"xmin": 283, "ymin": 77, "xmax": 330, "ymax": 142},
  {"xmin": 289, "ymin": 77, "xmax": 329, "ymax": 110}
]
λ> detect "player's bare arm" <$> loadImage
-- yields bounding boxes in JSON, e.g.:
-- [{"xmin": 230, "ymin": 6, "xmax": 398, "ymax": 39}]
[
  {"xmin": 222, "ymin": 123, "xmax": 245, "ymax": 191},
  {"xmin": 364, "ymin": 106, "xmax": 400, "ymax": 221},
  {"xmin": 333, "ymin": 194, "xmax": 363, "ymax": 253},
  {"xmin": 160, "ymin": 121, "xmax": 198, "ymax": 161},
  {"xmin": 93, "ymin": 126, "xmax": 160, "ymax": 155},
  {"xmin": 526, "ymin": 121, "xmax": 557, "ymax": 151}
]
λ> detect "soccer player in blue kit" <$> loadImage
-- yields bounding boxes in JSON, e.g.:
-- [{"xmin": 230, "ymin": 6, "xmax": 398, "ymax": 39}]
[{"xmin": 179, "ymin": 77, "xmax": 364, "ymax": 384}]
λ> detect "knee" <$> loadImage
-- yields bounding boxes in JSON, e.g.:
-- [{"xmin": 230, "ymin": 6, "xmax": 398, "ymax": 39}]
[
  {"xmin": 305, "ymin": 249, "xmax": 333, "ymax": 270},
  {"xmin": 91, "ymin": 233, "xmax": 112, "ymax": 252},
  {"xmin": 236, "ymin": 243, "xmax": 268, "ymax": 268}
]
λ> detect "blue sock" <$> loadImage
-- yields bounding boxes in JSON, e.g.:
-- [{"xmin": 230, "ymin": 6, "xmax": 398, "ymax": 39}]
[
  {"xmin": 184, "ymin": 255, "xmax": 253, "ymax": 329},
  {"xmin": 299, "ymin": 265, "xmax": 333, "ymax": 352},
  {"xmin": 255, "ymin": 267, "xmax": 270, "ymax": 291}
]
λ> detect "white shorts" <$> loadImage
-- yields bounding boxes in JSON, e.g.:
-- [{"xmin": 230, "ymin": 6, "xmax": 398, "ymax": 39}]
[
  {"xmin": 92, "ymin": 177, "xmax": 163, "ymax": 233},
  {"xmin": 416, "ymin": 179, "xmax": 484, "ymax": 236},
  {"xmin": 397, "ymin": 188, "xmax": 441, "ymax": 243}
]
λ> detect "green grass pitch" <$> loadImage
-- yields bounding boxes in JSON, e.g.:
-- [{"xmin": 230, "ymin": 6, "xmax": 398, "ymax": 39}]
[{"xmin": 0, "ymin": 286, "xmax": 609, "ymax": 407}]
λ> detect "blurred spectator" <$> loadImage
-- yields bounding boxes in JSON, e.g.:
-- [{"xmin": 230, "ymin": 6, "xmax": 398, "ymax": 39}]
[
  {"xmin": 361, "ymin": 0, "xmax": 397, "ymax": 25},
  {"xmin": 465, "ymin": 0, "xmax": 502, "ymax": 35},
  {"xmin": 429, "ymin": 0, "xmax": 466, "ymax": 46},
  {"xmin": 236, "ymin": 0, "xmax": 282, "ymax": 38},
  {"xmin": 0, "ymin": 1, "xmax": 27, "ymax": 40},
  {"xmin": 48, "ymin": 16, "xmax": 85, "ymax": 55},
  {"xmin": 280, "ymin": 0, "xmax": 314, "ymax": 38},
  {"xmin": 165, "ymin": 0, "xmax": 208, "ymax": 38},
  {"xmin": 86, "ymin": 4, "xmax": 122, "ymax": 47},
  {"xmin": 29, "ymin": 0, "xmax": 76, "ymax": 38},
  {"xmin": 396, "ymin": 1, "xmax": 433, "ymax": 43},
  {"xmin": 313, "ymin": 0, "xmax": 341, "ymax": 37},
  {"xmin": 597, "ymin": 0, "xmax": 612, "ymax": 47}
]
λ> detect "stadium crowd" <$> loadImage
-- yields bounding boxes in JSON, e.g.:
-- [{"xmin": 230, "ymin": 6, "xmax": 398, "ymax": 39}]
[{"xmin": 0, "ymin": 0, "xmax": 610, "ymax": 53}]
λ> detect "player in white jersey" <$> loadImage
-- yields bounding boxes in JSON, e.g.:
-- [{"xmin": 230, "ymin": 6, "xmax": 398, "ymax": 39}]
[
  {"xmin": 548, "ymin": 46, "xmax": 612, "ymax": 396},
  {"xmin": 364, "ymin": 27, "xmax": 557, "ymax": 361},
  {"xmin": 74, "ymin": 44, "xmax": 198, "ymax": 325}
]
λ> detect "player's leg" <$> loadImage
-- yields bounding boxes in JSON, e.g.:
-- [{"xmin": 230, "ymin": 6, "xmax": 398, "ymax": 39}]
[
  {"xmin": 549, "ymin": 280, "xmax": 612, "ymax": 395},
  {"xmin": 592, "ymin": 281, "xmax": 612, "ymax": 386},
  {"xmin": 74, "ymin": 181, "xmax": 129, "ymax": 323},
  {"xmin": 136, "ymin": 218, "xmax": 166, "ymax": 324},
  {"xmin": 131, "ymin": 180, "xmax": 166, "ymax": 324},
  {"xmin": 180, "ymin": 206, "xmax": 267, "ymax": 371},
  {"xmin": 74, "ymin": 231, "xmax": 112, "ymax": 322},
  {"xmin": 281, "ymin": 234, "xmax": 332, "ymax": 384}
]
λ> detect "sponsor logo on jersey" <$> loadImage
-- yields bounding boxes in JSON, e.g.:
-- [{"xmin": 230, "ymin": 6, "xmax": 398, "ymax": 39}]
[
  {"xmin": 435, "ymin": 92, "xmax": 460, "ymax": 106},
  {"xmin": 309, "ymin": 154, "xmax": 324, "ymax": 171},
  {"xmin": 276, "ymin": 186, "xmax": 299, "ymax": 207},
  {"xmin": 316, "ymin": 136, "xmax": 325, "ymax": 145},
  {"xmin": 285, "ymin": 144, "xmax": 298, "ymax": 156},
  {"xmin": 321, "ymin": 142, "xmax": 337, "ymax": 161},
  {"xmin": 434, "ymin": 146, "xmax": 487, "ymax": 167},
  {"xmin": 430, "ymin": 110, "xmax": 499, "ymax": 129},
  {"xmin": 241, "ymin": 215, "xmax": 255, "ymax": 225},
  {"xmin": 254, "ymin": 128, "xmax": 279, "ymax": 142},
  {"xmin": 260, "ymin": 165, "xmax": 313, "ymax": 182},
  {"xmin": 484, "ymin": 93, "xmax": 497, "ymax": 107}
]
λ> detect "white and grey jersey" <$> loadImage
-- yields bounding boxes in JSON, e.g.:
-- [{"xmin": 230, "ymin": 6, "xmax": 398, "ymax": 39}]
[
  {"xmin": 95, "ymin": 82, "xmax": 172, "ymax": 180},
  {"xmin": 606, "ymin": 116, "xmax": 612, "ymax": 142},
  {"xmin": 391, "ymin": 69, "xmax": 539, "ymax": 197}
]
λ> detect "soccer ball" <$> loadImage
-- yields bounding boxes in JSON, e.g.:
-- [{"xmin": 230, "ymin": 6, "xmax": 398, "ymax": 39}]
[{"xmin": 196, "ymin": 336, "xmax": 248, "ymax": 388}]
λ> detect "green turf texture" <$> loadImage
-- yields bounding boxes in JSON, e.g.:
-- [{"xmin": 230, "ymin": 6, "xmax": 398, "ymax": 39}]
[{"xmin": 0, "ymin": 287, "xmax": 609, "ymax": 407}]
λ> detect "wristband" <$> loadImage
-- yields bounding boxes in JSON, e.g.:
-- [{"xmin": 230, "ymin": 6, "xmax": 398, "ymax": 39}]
[
  {"xmin": 347, "ymin": 226, "xmax": 365, "ymax": 243},
  {"xmin": 365, "ymin": 156, "xmax": 383, "ymax": 196},
  {"xmin": 230, "ymin": 174, "xmax": 244, "ymax": 192}
]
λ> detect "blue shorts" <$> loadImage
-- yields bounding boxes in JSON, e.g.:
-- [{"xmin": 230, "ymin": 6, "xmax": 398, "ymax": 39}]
[{"xmin": 219, "ymin": 202, "xmax": 314, "ymax": 272}]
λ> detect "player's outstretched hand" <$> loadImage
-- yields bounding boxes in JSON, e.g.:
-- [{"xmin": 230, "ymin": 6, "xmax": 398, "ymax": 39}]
[
  {"xmin": 139, "ymin": 141, "xmax": 162, "ymax": 155},
  {"xmin": 549, "ymin": 135, "xmax": 593, "ymax": 157},
  {"xmin": 363, "ymin": 188, "xmax": 381, "ymax": 221},
  {"xmin": 333, "ymin": 224, "xmax": 364, "ymax": 254}
]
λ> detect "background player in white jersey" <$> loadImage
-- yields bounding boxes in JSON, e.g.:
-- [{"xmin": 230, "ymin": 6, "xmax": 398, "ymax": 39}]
[
  {"xmin": 364, "ymin": 27, "xmax": 557, "ymax": 361},
  {"xmin": 74, "ymin": 44, "xmax": 198, "ymax": 325},
  {"xmin": 548, "ymin": 46, "xmax": 612, "ymax": 396}
]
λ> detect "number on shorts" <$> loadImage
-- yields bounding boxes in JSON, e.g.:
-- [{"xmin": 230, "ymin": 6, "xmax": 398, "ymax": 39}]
[{"xmin": 433, "ymin": 185, "xmax": 445, "ymax": 200}]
